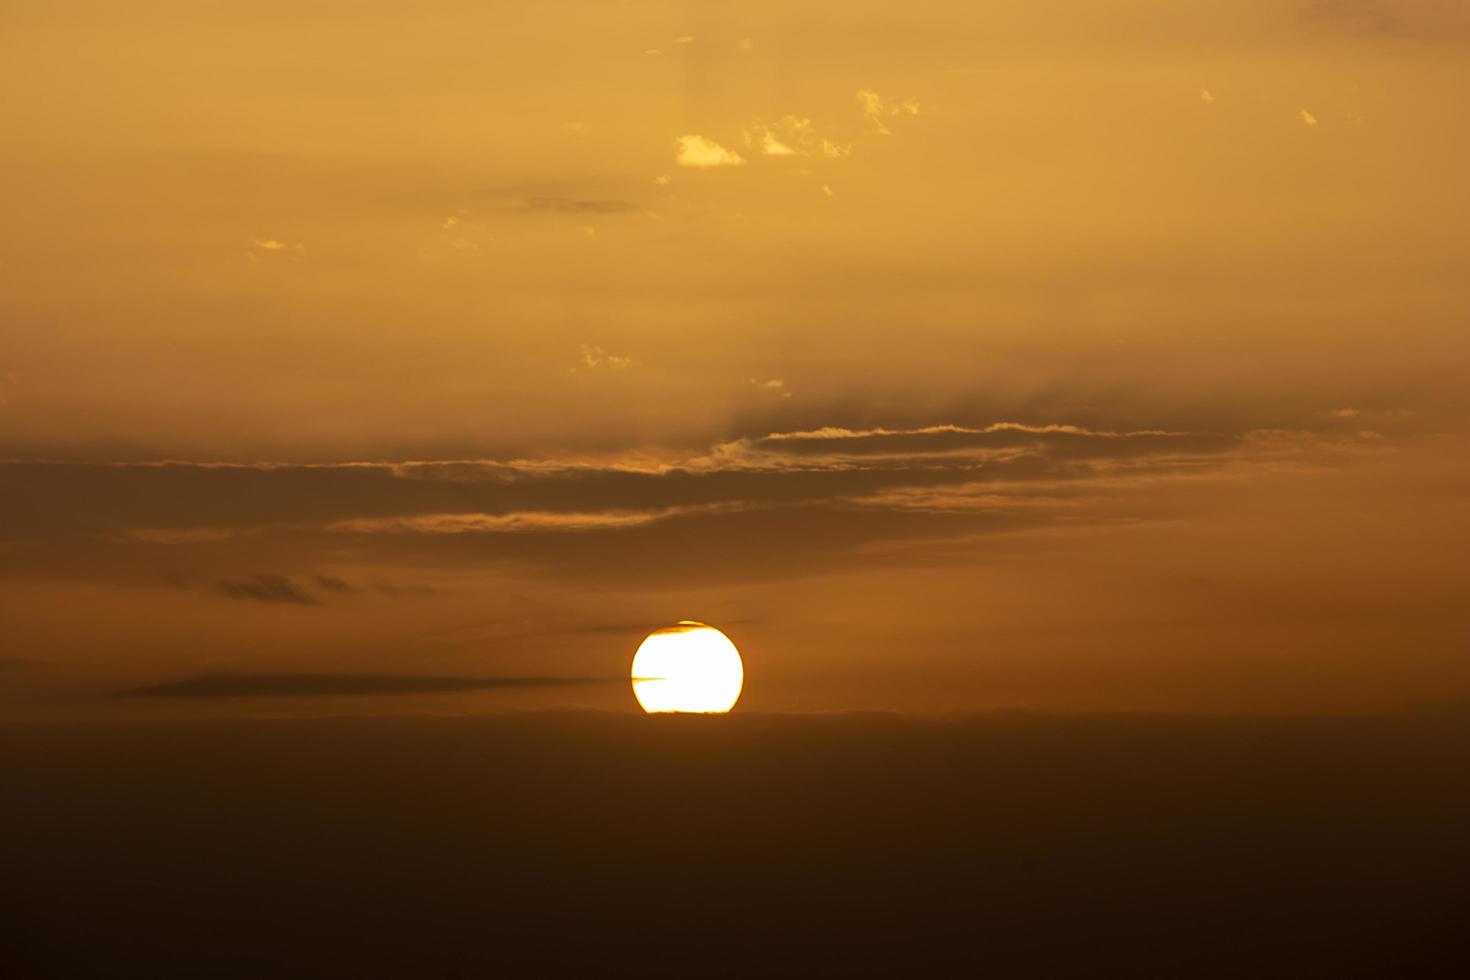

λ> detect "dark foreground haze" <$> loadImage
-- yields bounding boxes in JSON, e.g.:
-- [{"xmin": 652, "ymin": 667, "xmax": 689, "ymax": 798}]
[{"xmin": 5, "ymin": 711, "xmax": 1467, "ymax": 978}]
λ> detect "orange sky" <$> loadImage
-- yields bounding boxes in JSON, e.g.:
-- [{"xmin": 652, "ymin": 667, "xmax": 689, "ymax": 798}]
[{"xmin": 1, "ymin": 0, "xmax": 1466, "ymax": 718}]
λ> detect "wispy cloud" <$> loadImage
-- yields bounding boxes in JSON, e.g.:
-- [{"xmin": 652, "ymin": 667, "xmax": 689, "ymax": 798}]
[
  {"xmin": 857, "ymin": 90, "xmax": 920, "ymax": 135},
  {"xmin": 217, "ymin": 573, "xmax": 320, "ymax": 605},
  {"xmin": 325, "ymin": 507, "xmax": 725, "ymax": 535},
  {"xmin": 523, "ymin": 197, "xmax": 638, "ymax": 214},
  {"xmin": 572, "ymin": 344, "xmax": 635, "ymax": 371},
  {"xmin": 126, "ymin": 673, "xmax": 618, "ymax": 698}
]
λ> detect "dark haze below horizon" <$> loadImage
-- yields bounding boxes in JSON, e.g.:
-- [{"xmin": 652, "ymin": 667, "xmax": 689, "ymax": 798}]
[{"xmin": 4, "ymin": 710, "xmax": 1467, "ymax": 977}]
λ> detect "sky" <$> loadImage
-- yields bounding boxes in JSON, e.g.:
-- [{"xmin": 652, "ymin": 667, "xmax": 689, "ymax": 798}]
[{"xmin": 1, "ymin": 0, "xmax": 1467, "ymax": 718}]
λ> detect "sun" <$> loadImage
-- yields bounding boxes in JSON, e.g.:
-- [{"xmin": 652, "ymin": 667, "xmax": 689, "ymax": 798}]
[{"xmin": 631, "ymin": 622, "xmax": 744, "ymax": 714}]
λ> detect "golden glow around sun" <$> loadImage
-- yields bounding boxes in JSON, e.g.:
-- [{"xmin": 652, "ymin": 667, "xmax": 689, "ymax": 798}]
[{"xmin": 631, "ymin": 622, "xmax": 744, "ymax": 714}]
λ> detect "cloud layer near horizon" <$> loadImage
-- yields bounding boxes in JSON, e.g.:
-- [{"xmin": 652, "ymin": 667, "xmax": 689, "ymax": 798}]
[{"xmin": 0, "ymin": 421, "xmax": 1361, "ymax": 557}]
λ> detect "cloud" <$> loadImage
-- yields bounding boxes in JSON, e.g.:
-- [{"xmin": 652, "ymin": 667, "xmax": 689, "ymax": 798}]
[
  {"xmin": 326, "ymin": 507, "xmax": 721, "ymax": 535},
  {"xmin": 1298, "ymin": 0, "xmax": 1470, "ymax": 39},
  {"xmin": 125, "ymin": 673, "xmax": 618, "ymax": 698},
  {"xmin": 251, "ymin": 239, "xmax": 304, "ymax": 254},
  {"xmin": 0, "ymin": 420, "xmax": 1390, "ymax": 595},
  {"xmin": 1201, "ymin": 89, "xmax": 1215, "ymax": 104},
  {"xmin": 857, "ymin": 90, "xmax": 920, "ymax": 135},
  {"xmin": 759, "ymin": 132, "xmax": 797, "ymax": 156},
  {"xmin": 573, "ymin": 344, "xmax": 635, "ymax": 371},
  {"xmin": 127, "ymin": 526, "xmax": 239, "ymax": 544},
  {"xmin": 675, "ymin": 134, "xmax": 745, "ymax": 168},
  {"xmin": 750, "ymin": 378, "xmax": 792, "ymax": 398},
  {"xmin": 746, "ymin": 117, "xmax": 851, "ymax": 159},
  {"xmin": 523, "ymin": 197, "xmax": 638, "ymax": 214},
  {"xmin": 1299, "ymin": 109, "xmax": 1319, "ymax": 126},
  {"xmin": 217, "ymin": 573, "xmax": 321, "ymax": 605},
  {"xmin": 672, "ymin": 36, "xmax": 695, "ymax": 45}
]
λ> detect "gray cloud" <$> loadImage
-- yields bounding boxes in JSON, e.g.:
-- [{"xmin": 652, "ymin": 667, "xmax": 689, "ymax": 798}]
[
  {"xmin": 217, "ymin": 573, "xmax": 320, "ymax": 605},
  {"xmin": 521, "ymin": 197, "xmax": 639, "ymax": 214},
  {"xmin": 125, "ymin": 673, "xmax": 620, "ymax": 698},
  {"xmin": 1300, "ymin": 0, "xmax": 1470, "ymax": 39}
]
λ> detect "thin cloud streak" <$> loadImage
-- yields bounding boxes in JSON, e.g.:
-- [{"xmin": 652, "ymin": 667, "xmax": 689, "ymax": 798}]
[{"xmin": 125, "ymin": 674, "xmax": 621, "ymax": 698}]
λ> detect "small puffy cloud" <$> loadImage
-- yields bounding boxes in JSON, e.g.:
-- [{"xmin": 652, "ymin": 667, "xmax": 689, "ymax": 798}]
[
  {"xmin": 737, "ymin": 38, "xmax": 754, "ymax": 51},
  {"xmin": 822, "ymin": 184, "xmax": 835, "ymax": 198},
  {"xmin": 760, "ymin": 131, "xmax": 797, "ymax": 156},
  {"xmin": 251, "ymin": 238, "xmax": 304, "ymax": 257},
  {"xmin": 745, "ymin": 116, "xmax": 851, "ymax": 159},
  {"xmin": 675, "ymin": 134, "xmax": 745, "ymax": 168},
  {"xmin": 857, "ymin": 90, "xmax": 920, "ymax": 134},
  {"xmin": 573, "ymin": 344, "xmax": 636, "ymax": 372},
  {"xmin": 1201, "ymin": 89, "xmax": 1215, "ymax": 104},
  {"xmin": 1299, "ymin": 109, "xmax": 1319, "ymax": 126},
  {"xmin": 672, "ymin": 35, "xmax": 695, "ymax": 45},
  {"xmin": 1328, "ymin": 408, "xmax": 1360, "ymax": 418},
  {"xmin": 440, "ymin": 209, "xmax": 469, "ymax": 232},
  {"xmin": 653, "ymin": 174, "xmax": 671, "ymax": 186},
  {"xmin": 750, "ymin": 378, "xmax": 792, "ymax": 399}
]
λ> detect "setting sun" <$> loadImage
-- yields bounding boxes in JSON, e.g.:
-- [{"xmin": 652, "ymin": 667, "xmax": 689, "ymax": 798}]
[{"xmin": 631, "ymin": 622, "xmax": 744, "ymax": 714}]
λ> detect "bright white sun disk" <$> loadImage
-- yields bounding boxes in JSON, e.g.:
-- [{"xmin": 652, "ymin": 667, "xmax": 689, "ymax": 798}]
[{"xmin": 631, "ymin": 622, "xmax": 743, "ymax": 713}]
